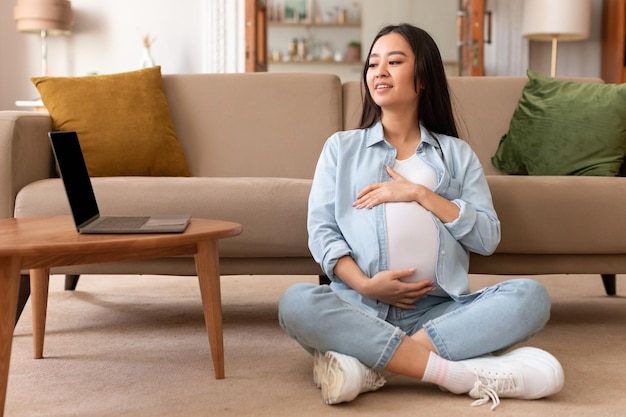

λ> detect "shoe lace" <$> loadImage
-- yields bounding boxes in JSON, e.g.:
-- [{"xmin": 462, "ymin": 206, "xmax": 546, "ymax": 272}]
[
  {"xmin": 364, "ymin": 370, "xmax": 386, "ymax": 391},
  {"xmin": 470, "ymin": 380, "xmax": 501, "ymax": 410},
  {"xmin": 469, "ymin": 372, "xmax": 517, "ymax": 410}
]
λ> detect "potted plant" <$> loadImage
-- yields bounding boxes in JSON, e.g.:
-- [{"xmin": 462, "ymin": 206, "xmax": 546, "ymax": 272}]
[{"xmin": 344, "ymin": 41, "xmax": 361, "ymax": 62}]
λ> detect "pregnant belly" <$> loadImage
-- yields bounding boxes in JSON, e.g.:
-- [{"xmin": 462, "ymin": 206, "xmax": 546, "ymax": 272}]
[{"xmin": 385, "ymin": 201, "xmax": 439, "ymax": 283}]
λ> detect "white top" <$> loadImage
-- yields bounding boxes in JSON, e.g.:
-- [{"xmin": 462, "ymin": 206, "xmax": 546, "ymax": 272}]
[{"xmin": 385, "ymin": 154, "xmax": 439, "ymax": 283}]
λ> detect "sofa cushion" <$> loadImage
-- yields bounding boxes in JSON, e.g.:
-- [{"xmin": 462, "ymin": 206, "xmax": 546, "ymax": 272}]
[
  {"xmin": 491, "ymin": 70, "xmax": 626, "ymax": 176},
  {"xmin": 160, "ymin": 73, "xmax": 343, "ymax": 179},
  {"xmin": 486, "ymin": 175, "xmax": 626, "ymax": 254},
  {"xmin": 14, "ymin": 177, "xmax": 312, "ymax": 258},
  {"xmin": 32, "ymin": 67, "xmax": 191, "ymax": 177}
]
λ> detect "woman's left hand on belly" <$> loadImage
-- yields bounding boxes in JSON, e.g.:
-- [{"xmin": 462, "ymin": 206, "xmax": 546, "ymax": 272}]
[{"xmin": 362, "ymin": 269, "xmax": 436, "ymax": 309}]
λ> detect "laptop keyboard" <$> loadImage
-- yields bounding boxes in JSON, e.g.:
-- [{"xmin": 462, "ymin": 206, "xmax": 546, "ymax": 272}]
[{"xmin": 94, "ymin": 216, "xmax": 150, "ymax": 230}]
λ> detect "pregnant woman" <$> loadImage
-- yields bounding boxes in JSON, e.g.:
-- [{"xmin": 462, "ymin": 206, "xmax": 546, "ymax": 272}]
[{"xmin": 278, "ymin": 23, "xmax": 564, "ymax": 410}]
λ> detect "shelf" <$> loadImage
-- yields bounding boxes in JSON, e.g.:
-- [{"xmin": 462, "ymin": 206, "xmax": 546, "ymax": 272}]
[
  {"xmin": 267, "ymin": 2, "xmax": 363, "ymax": 79},
  {"xmin": 268, "ymin": 21, "xmax": 361, "ymax": 28},
  {"xmin": 269, "ymin": 59, "xmax": 362, "ymax": 65}
]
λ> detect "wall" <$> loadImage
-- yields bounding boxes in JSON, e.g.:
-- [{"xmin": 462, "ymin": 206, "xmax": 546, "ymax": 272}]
[
  {"xmin": 0, "ymin": 0, "xmax": 606, "ymax": 111},
  {"xmin": 1, "ymin": 0, "xmax": 207, "ymax": 110},
  {"xmin": 361, "ymin": 0, "xmax": 458, "ymax": 64}
]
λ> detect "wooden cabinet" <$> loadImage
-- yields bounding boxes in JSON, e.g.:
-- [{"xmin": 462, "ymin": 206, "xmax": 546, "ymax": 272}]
[
  {"xmin": 245, "ymin": 0, "xmax": 268, "ymax": 72},
  {"xmin": 458, "ymin": 0, "xmax": 487, "ymax": 76},
  {"xmin": 601, "ymin": 0, "xmax": 626, "ymax": 83}
]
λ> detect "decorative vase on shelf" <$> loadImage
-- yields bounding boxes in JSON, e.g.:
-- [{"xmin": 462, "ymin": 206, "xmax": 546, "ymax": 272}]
[{"xmin": 140, "ymin": 34, "xmax": 156, "ymax": 68}]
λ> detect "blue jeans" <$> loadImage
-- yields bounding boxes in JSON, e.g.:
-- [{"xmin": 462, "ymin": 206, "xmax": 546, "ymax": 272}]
[{"xmin": 278, "ymin": 278, "xmax": 550, "ymax": 371}]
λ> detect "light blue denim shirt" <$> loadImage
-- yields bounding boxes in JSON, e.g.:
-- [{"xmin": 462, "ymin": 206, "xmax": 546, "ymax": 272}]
[{"xmin": 307, "ymin": 121, "xmax": 501, "ymax": 319}]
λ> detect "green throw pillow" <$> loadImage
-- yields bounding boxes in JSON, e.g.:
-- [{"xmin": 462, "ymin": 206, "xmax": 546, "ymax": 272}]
[
  {"xmin": 32, "ymin": 66, "xmax": 191, "ymax": 177},
  {"xmin": 492, "ymin": 70, "xmax": 626, "ymax": 176}
]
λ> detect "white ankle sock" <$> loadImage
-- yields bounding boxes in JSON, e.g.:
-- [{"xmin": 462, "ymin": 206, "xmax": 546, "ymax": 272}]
[{"xmin": 422, "ymin": 352, "xmax": 474, "ymax": 394}]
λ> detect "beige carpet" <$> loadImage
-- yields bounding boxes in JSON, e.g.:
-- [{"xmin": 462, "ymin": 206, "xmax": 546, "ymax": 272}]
[{"xmin": 6, "ymin": 273, "xmax": 626, "ymax": 417}]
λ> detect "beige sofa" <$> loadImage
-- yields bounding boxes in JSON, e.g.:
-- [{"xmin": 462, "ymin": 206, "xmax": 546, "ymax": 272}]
[{"xmin": 2, "ymin": 73, "xmax": 625, "ymax": 297}]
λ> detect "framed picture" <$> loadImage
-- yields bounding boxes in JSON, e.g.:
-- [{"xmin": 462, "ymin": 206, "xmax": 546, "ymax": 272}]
[{"xmin": 283, "ymin": 0, "xmax": 312, "ymax": 23}]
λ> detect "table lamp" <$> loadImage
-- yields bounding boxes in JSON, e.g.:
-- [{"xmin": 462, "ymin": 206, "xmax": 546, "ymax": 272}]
[
  {"xmin": 522, "ymin": 0, "xmax": 591, "ymax": 77},
  {"xmin": 14, "ymin": 0, "xmax": 74, "ymax": 77}
]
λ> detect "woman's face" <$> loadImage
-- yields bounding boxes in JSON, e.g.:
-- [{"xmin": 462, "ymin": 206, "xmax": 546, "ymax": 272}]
[{"xmin": 366, "ymin": 32, "xmax": 419, "ymax": 112}]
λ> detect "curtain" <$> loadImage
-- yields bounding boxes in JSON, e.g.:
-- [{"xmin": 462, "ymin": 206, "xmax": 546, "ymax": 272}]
[
  {"xmin": 203, "ymin": 0, "xmax": 245, "ymax": 73},
  {"xmin": 484, "ymin": 0, "xmax": 529, "ymax": 76}
]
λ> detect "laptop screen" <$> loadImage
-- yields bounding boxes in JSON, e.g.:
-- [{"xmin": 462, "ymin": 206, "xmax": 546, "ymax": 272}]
[{"xmin": 48, "ymin": 131, "xmax": 100, "ymax": 228}]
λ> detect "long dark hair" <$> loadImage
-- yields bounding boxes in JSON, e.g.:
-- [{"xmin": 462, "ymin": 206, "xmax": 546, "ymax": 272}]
[{"xmin": 359, "ymin": 24, "xmax": 458, "ymax": 140}]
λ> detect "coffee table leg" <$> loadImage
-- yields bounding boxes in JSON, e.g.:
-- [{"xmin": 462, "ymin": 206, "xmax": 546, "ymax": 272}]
[
  {"xmin": 30, "ymin": 269, "xmax": 50, "ymax": 359},
  {"xmin": 194, "ymin": 240, "xmax": 225, "ymax": 379},
  {"xmin": 0, "ymin": 256, "xmax": 22, "ymax": 417}
]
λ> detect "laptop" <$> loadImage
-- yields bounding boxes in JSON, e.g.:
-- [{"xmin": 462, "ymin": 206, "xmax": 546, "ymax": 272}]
[{"xmin": 49, "ymin": 131, "xmax": 191, "ymax": 234}]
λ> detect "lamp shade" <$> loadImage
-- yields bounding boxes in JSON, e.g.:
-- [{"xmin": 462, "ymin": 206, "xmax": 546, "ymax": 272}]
[
  {"xmin": 14, "ymin": 0, "xmax": 74, "ymax": 35},
  {"xmin": 522, "ymin": 0, "xmax": 591, "ymax": 41}
]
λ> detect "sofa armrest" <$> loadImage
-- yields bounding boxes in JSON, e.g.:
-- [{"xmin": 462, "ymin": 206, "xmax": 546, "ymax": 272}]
[{"xmin": 0, "ymin": 111, "xmax": 53, "ymax": 218}]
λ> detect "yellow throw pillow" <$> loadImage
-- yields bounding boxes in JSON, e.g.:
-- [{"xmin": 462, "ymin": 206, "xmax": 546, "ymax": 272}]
[{"xmin": 32, "ymin": 66, "xmax": 191, "ymax": 177}]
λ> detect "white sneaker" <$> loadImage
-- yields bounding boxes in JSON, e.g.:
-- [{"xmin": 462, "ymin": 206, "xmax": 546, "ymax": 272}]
[
  {"xmin": 463, "ymin": 347, "xmax": 564, "ymax": 410},
  {"xmin": 316, "ymin": 351, "xmax": 386, "ymax": 405}
]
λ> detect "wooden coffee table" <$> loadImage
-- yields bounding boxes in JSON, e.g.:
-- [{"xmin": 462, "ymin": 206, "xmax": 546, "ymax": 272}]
[{"xmin": 0, "ymin": 216, "xmax": 242, "ymax": 417}]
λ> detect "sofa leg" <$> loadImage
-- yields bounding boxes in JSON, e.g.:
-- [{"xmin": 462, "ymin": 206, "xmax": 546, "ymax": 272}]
[
  {"xmin": 65, "ymin": 274, "xmax": 80, "ymax": 291},
  {"xmin": 16, "ymin": 274, "xmax": 31, "ymax": 326},
  {"xmin": 319, "ymin": 275, "xmax": 331, "ymax": 285},
  {"xmin": 601, "ymin": 274, "xmax": 616, "ymax": 296}
]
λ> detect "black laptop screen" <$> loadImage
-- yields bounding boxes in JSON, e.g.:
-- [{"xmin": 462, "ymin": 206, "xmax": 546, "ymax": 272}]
[{"xmin": 48, "ymin": 131, "xmax": 100, "ymax": 228}]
